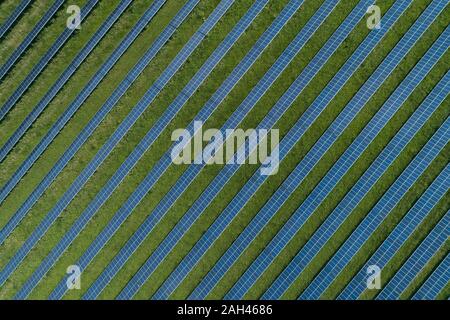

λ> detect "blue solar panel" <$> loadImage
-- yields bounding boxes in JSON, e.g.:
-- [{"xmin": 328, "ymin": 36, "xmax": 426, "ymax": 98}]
[
  {"xmin": 0, "ymin": 0, "xmax": 171, "ymax": 243},
  {"xmin": 15, "ymin": 0, "xmax": 269, "ymax": 299},
  {"xmin": 155, "ymin": 0, "xmax": 412, "ymax": 300},
  {"xmin": 338, "ymin": 162, "xmax": 450, "ymax": 300},
  {"xmin": 0, "ymin": 0, "xmax": 198, "ymax": 283},
  {"xmin": 0, "ymin": 0, "xmax": 167, "ymax": 205},
  {"xmin": 190, "ymin": 0, "xmax": 437, "ymax": 300},
  {"xmin": 0, "ymin": 0, "xmax": 134, "ymax": 163},
  {"xmin": 118, "ymin": 0, "xmax": 379, "ymax": 300},
  {"xmin": 81, "ymin": 0, "xmax": 329, "ymax": 300},
  {"xmin": 412, "ymin": 253, "xmax": 450, "ymax": 300},
  {"xmin": 49, "ymin": 0, "xmax": 303, "ymax": 299},
  {"xmin": 223, "ymin": 1, "xmax": 447, "ymax": 300},
  {"xmin": 376, "ymin": 212, "xmax": 450, "ymax": 300},
  {"xmin": 0, "ymin": 0, "xmax": 32, "ymax": 39},
  {"xmin": 119, "ymin": 0, "xmax": 365, "ymax": 300},
  {"xmin": 267, "ymin": 59, "xmax": 450, "ymax": 300},
  {"xmin": 0, "ymin": 0, "xmax": 98, "ymax": 117}
]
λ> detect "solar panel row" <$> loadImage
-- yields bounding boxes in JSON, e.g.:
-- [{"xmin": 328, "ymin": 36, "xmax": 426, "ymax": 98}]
[
  {"xmin": 49, "ymin": 0, "xmax": 304, "ymax": 300},
  {"xmin": 266, "ymin": 35, "xmax": 450, "ymax": 300},
  {"xmin": 0, "ymin": 0, "xmax": 97, "ymax": 118},
  {"xmin": 0, "ymin": 0, "xmax": 192, "ymax": 243},
  {"xmin": 15, "ymin": 0, "xmax": 270, "ymax": 299},
  {"xmin": 226, "ymin": 18, "xmax": 448, "ymax": 299},
  {"xmin": 0, "ymin": 0, "xmax": 167, "ymax": 202},
  {"xmin": 131, "ymin": 0, "xmax": 375, "ymax": 300},
  {"xmin": 339, "ymin": 161, "xmax": 450, "ymax": 300},
  {"xmin": 0, "ymin": 0, "xmax": 32, "ymax": 39},
  {"xmin": 376, "ymin": 211, "xmax": 449, "ymax": 300},
  {"xmin": 1, "ymin": 0, "xmax": 446, "ymax": 301},
  {"xmin": 223, "ymin": 1, "xmax": 447, "ymax": 300},
  {"xmin": 0, "ymin": 0, "xmax": 134, "ymax": 163},
  {"xmin": 412, "ymin": 253, "xmax": 450, "ymax": 300},
  {"xmin": 192, "ymin": 0, "xmax": 439, "ymax": 300},
  {"xmin": 82, "ymin": 0, "xmax": 333, "ymax": 300},
  {"xmin": 0, "ymin": 0, "xmax": 215, "ymax": 287},
  {"xmin": 115, "ymin": 0, "xmax": 348, "ymax": 300},
  {"xmin": 299, "ymin": 133, "xmax": 449, "ymax": 299},
  {"xmin": 155, "ymin": 0, "xmax": 411, "ymax": 300}
]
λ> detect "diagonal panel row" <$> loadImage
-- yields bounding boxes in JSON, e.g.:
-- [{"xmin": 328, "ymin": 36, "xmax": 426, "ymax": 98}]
[
  {"xmin": 154, "ymin": 0, "xmax": 411, "ymax": 300},
  {"xmin": 376, "ymin": 211, "xmax": 449, "ymax": 300},
  {"xmin": 0, "ymin": 0, "xmax": 98, "ymax": 117},
  {"xmin": 0, "ymin": 0, "xmax": 135, "ymax": 162},
  {"xmin": 15, "ymin": 0, "xmax": 270, "ymax": 300},
  {"xmin": 49, "ymin": 0, "xmax": 305, "ymax": 300},
  {"xmin": 412, "ymin": 253, "xmax": 450, "ymax": 300},
  {"xmin": 0, "ymin": 0, "xmax": 32, "ymax": 39},
  {"xmin": 339, "ymin": 161, "xmax": 450, "ymax": 300}
]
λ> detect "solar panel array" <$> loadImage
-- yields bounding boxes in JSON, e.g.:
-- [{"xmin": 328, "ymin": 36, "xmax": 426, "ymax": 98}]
[
  {"xmin": 412, "ymin": 253, "xmax": 450, "ymax": 300},
  {"xmin": 0, "ymin": 0, "xmax": 32, "ymax": 39},
  {"xmin": 339, "ymin": 162, "xmax": 450, "ymax": 300},
  {"xmin": 266, "ymin": 36, "xmax": 450, "ymax": 300},
  {"xmin": 298, "ymin": 129, "xmax": 450, "ymax": 300},
  {"xmin": 0, "ymin": 0, "xmax": 134, "ymax": 162},
  {"xmin": 221, "ymin": 2, "xmax": 445, "ymax": 299},
  {"xmin": 0, "ymin": 0, "xmax": 172, "ymax": 241},
  {"xmin": 15, "ymin": 0, "xmax": 269, "ymax": 299},
  {"xmin": 376, "ymin": 212, "xmax": 450, "ymax": 300},
  {"xmin": 0, "ymin": 0, "xmax": 234, "ymax": 288},
  {"xmin": 83, "ymin": 0, "xmax": 333, "ymax": 299},
  {"xmin": 118, "ymin": 0, "xmax": 371, "ymax": 300},
  {"xmin": 48, "ymin": 0, "xmax": 305, "ymax": 300},
  {"xmin": 156, "ymin": 0, "xmax": 412, "ymax": 300},
  {"xmin": 0, "ymin": 0, "xmax": 448, "ymax": 300},
  {"xmin": 191, "ymin": 0, "xmax": 441, "ymax": 300},
  {"xmin": 0, "ymin": 0, "xmax": 98, "ymax": 118}
]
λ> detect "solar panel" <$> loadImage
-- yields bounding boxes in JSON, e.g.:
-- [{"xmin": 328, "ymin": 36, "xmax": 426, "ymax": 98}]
[
  {"xmin": 116, "ymin": 0, "xmax": 346, "ymax": 300},
  {"xmin": 376, "ymin": 212, "xmax": 450, "ymax": 300},
  {"xmin": 154, "ymin": 0, "xmax": 411, "ymax": 300},
  {"xmin": 339, "ymin": 162, "xmax": 450, "ymax": 300},
  {"xmin": 0, "ymin": 0, "xmax": 134, "ymax": 163},
  {"xmin": 412, "ymin": 253, "xmax": 450, "ymax": 300},
  {"xmin": 82, "ymin": 0, "xmax": 333, "ymax": 300},
  {"xmin": 0, "ymin": 0, "xmax": 32, "ymax": 39},
  {"xmin": 0, "ymin": 0, "xmax": 97, "ymax": 117},
  {"xmin": 0, "ymin": 1, "xmax": 204, "ymax": 283},
  {"xmin": 267, "ymin": 50, "xmax": 450, "ymax": 301},
  {"xmin": 15, "ymin": 0, "xmax": 269, "ymax": 299},
  {"xmin": 190, "ymin": 0, "xmax": 440, "ymax": 300},
  {"xmin": 224, "ymin": 1, "xmax": 447, "ymax": 300},
  {"xmin": 0, "ymin": 0, "xmax": 168, "ymax": 203},
  {"xmin": 0, "ymin": 0, "xmax": 171, "ymax": 244}
]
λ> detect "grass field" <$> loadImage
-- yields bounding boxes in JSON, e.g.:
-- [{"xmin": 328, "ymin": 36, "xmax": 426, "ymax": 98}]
[{"xmin": 0, "ymin": 0, "xmax": 448, "ymax": 300}]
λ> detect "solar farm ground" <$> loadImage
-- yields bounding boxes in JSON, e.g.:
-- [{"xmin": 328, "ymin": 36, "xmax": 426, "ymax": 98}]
[{"xmin": 0, "ymin": 0, "xmax": 448, "ymax": 300}]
